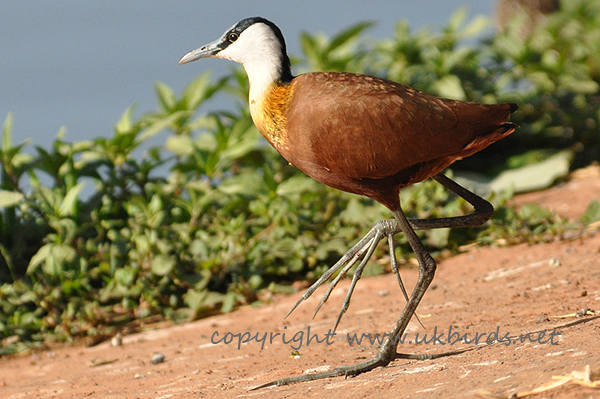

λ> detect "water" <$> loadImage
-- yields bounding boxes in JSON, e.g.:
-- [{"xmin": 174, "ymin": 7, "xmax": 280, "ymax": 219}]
[{"xmin": 0, "ymin": 1, "xmax": 495, "ymax": 147}]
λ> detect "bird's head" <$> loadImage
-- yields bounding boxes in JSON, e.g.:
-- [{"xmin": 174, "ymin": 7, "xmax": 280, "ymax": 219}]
[{"xmin": 179, "ymin": 17, "xmax": 292, "ymax": 85}]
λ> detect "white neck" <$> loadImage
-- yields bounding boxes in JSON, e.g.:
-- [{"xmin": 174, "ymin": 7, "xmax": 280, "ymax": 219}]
[{"xmin": 215, "ymin": 23, "xmax": 285, "ymax": 104}]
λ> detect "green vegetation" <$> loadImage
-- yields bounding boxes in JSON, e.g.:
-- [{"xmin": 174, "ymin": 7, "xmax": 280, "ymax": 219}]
[{"xmin": 2, "ymin": 2, "xmax": 600, "ymax": 353}]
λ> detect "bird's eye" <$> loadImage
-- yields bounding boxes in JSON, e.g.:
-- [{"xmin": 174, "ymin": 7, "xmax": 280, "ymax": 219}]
[{"xmin": 228, "ymin": 32, "xmax": 238, "ymax": 42}]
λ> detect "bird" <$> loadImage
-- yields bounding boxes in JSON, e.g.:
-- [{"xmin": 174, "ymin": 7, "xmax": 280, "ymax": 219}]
[{"xmin": 179, "ymin": 17, "xmax": 518, "ymax": 388}]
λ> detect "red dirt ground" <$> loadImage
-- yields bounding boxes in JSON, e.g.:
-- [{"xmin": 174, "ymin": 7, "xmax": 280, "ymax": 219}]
[{"xmin": 2, "ymin": 167, "xmax": 600, "ymax": 399}]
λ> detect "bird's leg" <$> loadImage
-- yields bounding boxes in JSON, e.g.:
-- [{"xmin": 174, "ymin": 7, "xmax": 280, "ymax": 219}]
[
  {"xmin": 381, "ymin": 207, "xmax": 437, "ymax": 359},
  {"xmin": 251, "ymin": 207, "xmax": 436, "ymax": 390},
  {"xmin": 409, "ymin": 173, "xmax": 494, "ymax": 230},
  {"xmin": 286, "ymin": 173, "xmax": 492, "ymax": 324},
  {"xmin": 251, "ymin": 173, "xmax": 496, "ymax": 389}
]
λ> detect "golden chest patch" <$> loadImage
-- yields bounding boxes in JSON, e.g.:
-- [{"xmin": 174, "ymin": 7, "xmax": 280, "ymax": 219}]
[{"xmin": 250, "ymin": 83, "xmax": 293, "ymax": 150}]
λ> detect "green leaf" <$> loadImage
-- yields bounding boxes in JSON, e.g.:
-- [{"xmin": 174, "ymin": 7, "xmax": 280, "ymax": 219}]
[
  {"xmin": 183, "ymin": 73, "xmax": 212, "ymax": 110},
  {"xmin": 2, "ymin": 112, "xmax": 13, "ymax": 151},
  {"xmin": 276, "ymin": 175, "xmax": 320, "ymax": 196},
  {"xmin": 328, "ymin": 21, "xmax": 375, "ymax": 53},
  {"xmin": 462, "ymin": 15, "xmax": 490, "ymax": 37},
  {"xmin": 219, "ymin": 173, "xmax": 263, "ymax": 196},
  {"xmin": 560, "ymin": 76, "xmax": 599, "ymax": 94},
  {"xmin": 55, "ymin": 125, "xmax": 67, "ymax": 142},
  {"xmin": 183, "ymin": 289, "xmax": 205, "ymax": 310},
  {"xmin": 221, "ymin": 291, "xmax": 243, "ymax": 313},
  {"xmin": 427, "ymin": 228, "xmax": 450, "ymax": 248},
  {"xmin": 194, "ymin": 132, "xmax": 218, "ymax": 151},
  {"xmin": 27, "ymin": 244, "xmax": 52, "ymax": 274},
  {"xmin": 115, "ymin": 267, "xmax": 137, "ymax": 286},
  {"xmin": 155, "ymin": 81, "xmax": 177, "ymax": 111},
  {"xmin": 580, "ymin": 200, "xmax": 600, "ymax": 225},
  {"xmin": 115, "ymin": 105, "xmax": 135, "ymax": 134},
  {"xmin": 456, "ymin": 151, "xmax": 573, "ymax": 195},
  {"xmin": 518, "ymin": 203, "xmax": 552, "ymax": 224},
  {"xmin": 300, "ymin": 32, "xmax": 319, "ymax": 63},
  {"xmin": 151, "ymin": 254, "xmax": 175, "ymax": 276},
  {"xmin": 220, "ymin": 131, "xmax": 260, "ymax": 160},
  {"xmin": 340, "ymin": 198, "xmax": 373, "ymax": 225},
  {"xmin": 448, "ymin": 6, "xmax": 468, "ymax": 31},
  {"xmin": 434, "ymin": 75, "xmax": 466, "ymax": 100},
  {"xmin": 0, "ymin": 190, "xmax": 24, "ymax": 208},
  {"xmin": 184, "ymin": 289, "xmax": 225, "ymax": 312},
  {"xmin": 138, "ymin": 111, "xmax": 186, "ymax": 142},
  {"xmin": 59, "ymin": 182, "xmax": 86, "ymax": 217},
  {"xmin": 490, "ymin": 150, "xmax": 573, "ymax": 193},
  {"xmin": 166, "ymin": 135, "xmax": 194, "ymax": 156},
  {"xmin": 148, "ymin": 194, "xmax": 163, "ymax": 215}
]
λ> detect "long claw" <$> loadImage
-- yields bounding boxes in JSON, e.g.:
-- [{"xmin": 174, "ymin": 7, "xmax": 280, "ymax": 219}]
[
  {"xmin": 312, "ymin": 243, "xmax": 366, "ymax": 319},
  {"xmin": 285, "ymin": 226, "xmax": 381, "ymax": 319},
  {"xmin": 333, "ymin": 231, "xmax": 382, "ymax": 331},
  {"xmin": 284, "ymin": 260, "xmax": 347, "ymax": 319},
  {"xmin": 387, "ymin": 234, "xmax": 406, "ymax": 296},
  {"xmin": 388, "ymin": 234, "xmax": 425, "ymax": 329}
]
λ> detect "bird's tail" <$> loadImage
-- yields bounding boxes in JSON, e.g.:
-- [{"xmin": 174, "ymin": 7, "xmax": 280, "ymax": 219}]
[{"xmin": 459, "ymin": 120, "xmax": 518, "ymax": 160}]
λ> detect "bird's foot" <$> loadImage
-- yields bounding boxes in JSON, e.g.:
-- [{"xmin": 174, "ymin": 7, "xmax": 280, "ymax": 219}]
[
  {"xmin": 250, "ymin": 342, "xmax": 478, "ymax": 390},
  {"xmin": 285, "ymin": 218, "xmax": 409, "ymax": 331},
  {"xmin": 250, "ymin": 347, "xmax": 394, "ymax": 390}
]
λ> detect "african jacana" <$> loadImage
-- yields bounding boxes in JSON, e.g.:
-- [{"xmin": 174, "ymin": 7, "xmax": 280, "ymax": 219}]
[{"xmin": 179, "ymin": 17, "xmax": 518, "ymax": 388}]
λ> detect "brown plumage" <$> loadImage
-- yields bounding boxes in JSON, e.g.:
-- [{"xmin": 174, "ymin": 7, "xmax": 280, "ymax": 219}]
[
  {"xmin": 259, "ymin": 73, "xmax": 517, "ymax": 210},
  {"xmin": 179, "ymin": 17, "xmax": 518, "ymax": 389}
]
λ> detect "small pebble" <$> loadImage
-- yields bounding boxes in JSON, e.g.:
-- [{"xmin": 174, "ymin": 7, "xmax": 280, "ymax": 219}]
[
  {"xmin": 111, "ymin": 332, "xmax": 123, "ymax": 347},
  {"xmin": 549, "ymin": 258, "xmax": 561, "ymax": 268},
  {"xmin": 134, "ymin": 373, "xmax": 145, "ymax": 379},
  {"xmin": 575, "ymin": 308, "xmax": 593, "ymax": 317},
  {"xmin": 150, "ymin": 352, "xmax": 165, "ymax": 364}
]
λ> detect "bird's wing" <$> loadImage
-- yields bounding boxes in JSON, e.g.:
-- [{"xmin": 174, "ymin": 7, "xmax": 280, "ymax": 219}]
[{"xmin": 285, "ymin": 73, "xmax": 494, "ymax": 180}]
